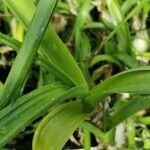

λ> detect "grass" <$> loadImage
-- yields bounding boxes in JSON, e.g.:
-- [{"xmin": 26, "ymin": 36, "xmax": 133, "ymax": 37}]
[{"xmin": 0, "ymin": 0, "xmax": 150, "ymax": 149}]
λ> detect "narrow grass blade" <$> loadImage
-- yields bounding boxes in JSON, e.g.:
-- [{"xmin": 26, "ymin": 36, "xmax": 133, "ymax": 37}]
[
  {"xmin": 82, "ymin": 121, "xmax": 114, "ymax": 144},
  {"xmin": 36, "ymin": 55, "xmax": 79, "ymax": 86},
  {"xmin": 90, "ymin": 55, "xmax": 121, "ymax": 67},
  {"xmin": 83, "ymin": 22, "xmax": 106, "ymax": 30},
  {"xmin": 126, "ymin": 0, "xmax": 150, "ymax": 20},
  {"xmin": 0, "ymin": 32, "xmax": 21, "ymax": 51},
  {"xmin": 127, "ymin": 117, "xmax": 136, "ymax": 147},
  {"xmin": 83, "ymin": 127, "xmax": 91, "ymax": 150},
  {"xmin": 75, "ymin": 31, "xmax": 91, "ymax": 62},
  {"xmin": 121, "ymin": 0, "xmax": 138, "ymax": 15},
  {"xmin": 83, "ymin": 66, "xmax": 150, "ymax": 111},
  {"xmin": 73, "ymin": 0, "xmax": 91, "ymax": 34},
  {"xmin": 106, "ymin": 95, "xmax": 150, "ymax": 130},
  {"xmin": 0, "ymin": 0, "xmax": 58, "ymax": 109},
  {"xmin": 99, "ymin": 0, "xmax": 150, "ymax": 55},
  {"xmin": 32, "ymin": 101, "xmax": 88, "ymax": 150},
  {"xmin": 139, "ymin": 116, "xmax": 150, "ymax": 125},
  {"xmin": 73, "ymin": 0, "xmax": 92, "ymax": 62},
  {"xmin": 114, "ymin": 53, "xmax": 139, "ymax": 68},
  {"xmin": 0, "ymin": 82, "xmax": 3, "ymax": 92},
  {"xmin": 106, "ymin": 0, "xmax": 132, "ymax": 55},
  {"xmin": 73, "ymin": 0, "xmax": 92, "ymax": 88}
]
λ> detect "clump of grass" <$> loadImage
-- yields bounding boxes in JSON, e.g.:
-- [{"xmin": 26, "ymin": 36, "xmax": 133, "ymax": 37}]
[{"xmin": 0, "ymin": 0, "xmax": 150, "ymax": 149}]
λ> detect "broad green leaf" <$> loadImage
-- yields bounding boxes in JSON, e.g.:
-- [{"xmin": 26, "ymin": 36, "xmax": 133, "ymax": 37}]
[
  {"xmin": 0, "ymin": 83, "xmax": 87, "ymax": 147},
  {"xmin": 33, "ymin": 101, "xmax": 88, "ymax": 150},
  {"xmin": 4, "ymin": 0, "xmax": 88, "ymax": 88},
  {"xmin": 0, "ymin": 0, "xmax": 58, "ymax": 109},
  {"xmin": 0, "ymin": 82, "xmax": 68, "ymax": 147},
  {"xmin": 83, "ymin": 66, "xmax": 150, "ymax": 111}
]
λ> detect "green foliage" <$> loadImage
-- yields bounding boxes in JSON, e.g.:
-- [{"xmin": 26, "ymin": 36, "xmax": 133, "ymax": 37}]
[
  {"xmin": 33, "ymin": 101, "xmax": 88, "ymax": 150},
  {"xmin": 4, "ymin": 0, "xmax": 88, "ymax": 88},
  {"xmin": 0, "ymin": 0, "xmax": 58, "ymax": 109},
  {"xmin": 0, "ymin": 0, "xmax": 150, "ymax": 149},
  {"xmin": 84, "ymin": 67, "xmax": 150, "ymax": 110}
]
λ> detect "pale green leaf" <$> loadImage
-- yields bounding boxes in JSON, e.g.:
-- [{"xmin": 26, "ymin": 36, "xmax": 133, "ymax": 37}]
[{"xmin": 33, "ymin": 101, "xmax": 88, "ymax": 150}]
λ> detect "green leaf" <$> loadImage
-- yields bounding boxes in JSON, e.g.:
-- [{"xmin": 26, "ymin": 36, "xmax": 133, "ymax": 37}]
[
  {"xmin": 126, "ymin": 117, "xmax": 136, "ymax": 147},
  {"xmin": 0, "ymin": 0, "xmax": 58, "ymax": 109},
  {"xmin": 4, "ymin": 0, "xmax": 88, "ymax": 88},
  {"xmin": 73, "ymin": 0, "xmax": 91, "ymax": 61},
  {"xmin": 0, "ymin": 82, "xmax": 3, "ymax": 92},
  {"xmin": 90, "ymin": 55, "xmax": 121, "ymax": 67},
  {"xmin": 81, "ymin": 121, "xmax": 114, "ymax": 144},
  {"xmin": 75, "ymin": 31, "xmax": 91, "ymax": 62},
  {"xmin": 82, "ymin": 22, "xmax": 106, "ymax": 30},
  {"xmin": 0, "ymin": 82, "xmax": 68, "ymax": 147},
  {"xmin": 0, "ymin": 83, "xmax": 87, "ymax": 147},
  {"xmin": 36, "ymin": 55, "xmax": 79, "ymax": 86},
  {"xmin": 106, "ymin": 95, "xmax": 150, "ymax": 130},
  {"xmin": 73, "ymin": 0, "xmax": 91, "ymax": 33},
  {"xmin": 83, "ymin": 66, "xmax": 150, "ymax": 111},
  {"xmin": 139, "ymin": 116, "xmax": 150, "ymax": 125},
  {"xmin": 0, "ymin": 32, "xmax": 21, "ymax": 52},
  {"xmin": 32, "ymin": 101, "xmax": 88, "ymax": 150},
  {"xmin": 82, "ymin": 125, "xmax": 91, "ymax": 150},
  {"xmin": 126, "ymin": 0, "xmax": 150, "ymax": 20},
  {"xmin": 101, "ymin": 0, "xmax": 150, "ymax": 56},
  {"xmin": 121, "ymin": 0, "xmax": 138, "ymax": 15},
  {"xmin": 114, "ymin": 53, "xmax": 139, "ymax": 68},
  {"xmin": 106, "ymin": 0, "xmax": 132, "ymax": 55}
]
